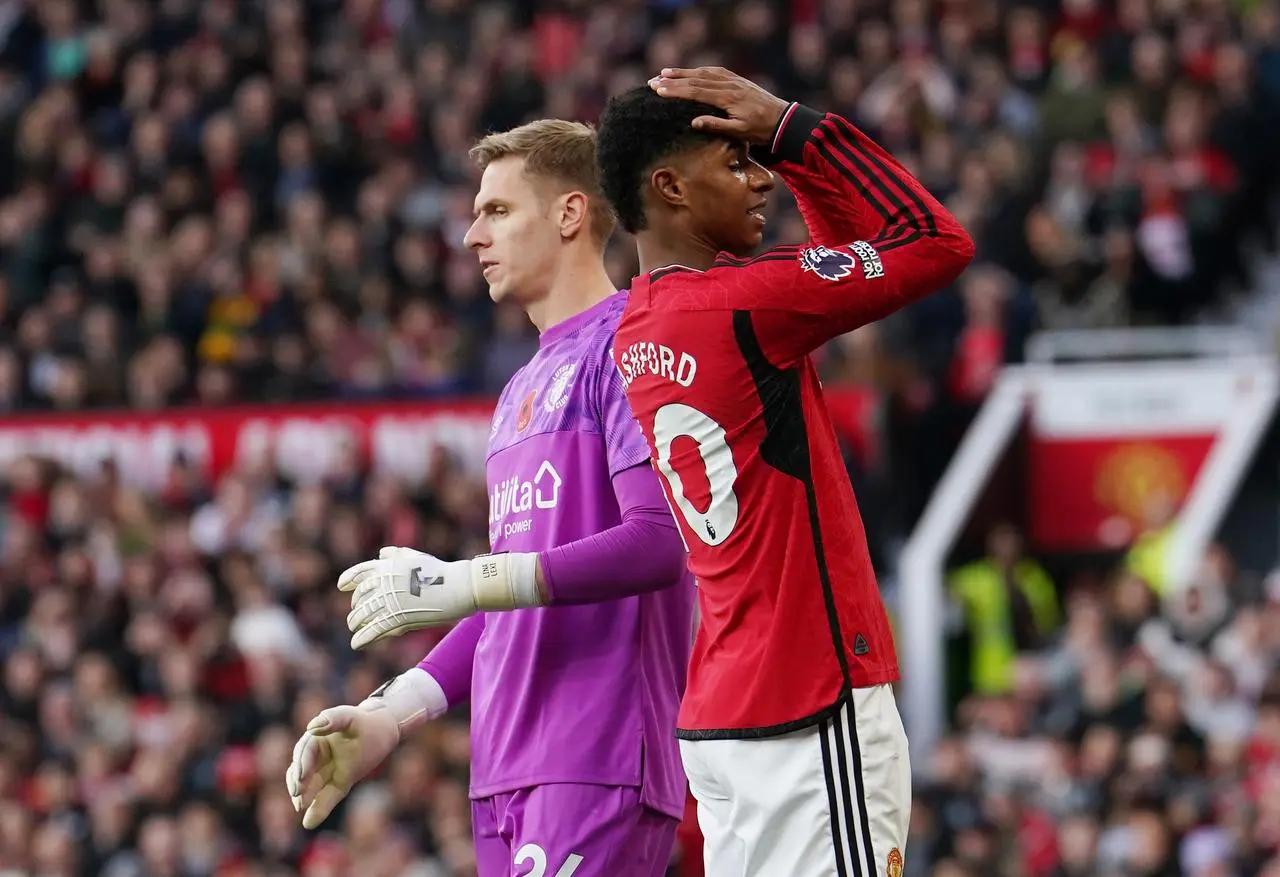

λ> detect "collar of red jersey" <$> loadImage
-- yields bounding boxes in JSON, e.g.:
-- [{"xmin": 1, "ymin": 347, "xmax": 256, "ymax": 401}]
[{"xmin": 648, "ymin": 263, "xmax": 706, "ymax": 276}]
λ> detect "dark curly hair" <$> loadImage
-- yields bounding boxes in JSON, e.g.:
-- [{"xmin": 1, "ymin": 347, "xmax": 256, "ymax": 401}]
[{"xmin": 596, "ymin": 86, "xmax": 730, "ymax": 234}]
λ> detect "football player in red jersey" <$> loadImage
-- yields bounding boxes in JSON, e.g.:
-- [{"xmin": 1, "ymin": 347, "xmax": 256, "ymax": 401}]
[{"xmin": 596, "ymin": 68, "xmax": 975, "ymax": 877}]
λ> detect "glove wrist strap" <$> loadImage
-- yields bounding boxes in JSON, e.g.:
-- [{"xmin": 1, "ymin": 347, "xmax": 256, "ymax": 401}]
[
  {"xmin": 361, "ymin": 667, "xmax": 448, "ymax": 734},
  {"xmin": 469, "ymin": 552, "xmax": 541, "ymax": 612}
]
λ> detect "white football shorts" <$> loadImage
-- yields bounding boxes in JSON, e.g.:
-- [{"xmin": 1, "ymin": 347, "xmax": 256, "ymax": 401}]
[{"xmin": 680, "ymin": 684, "xmax": 911, "ymax": 877}]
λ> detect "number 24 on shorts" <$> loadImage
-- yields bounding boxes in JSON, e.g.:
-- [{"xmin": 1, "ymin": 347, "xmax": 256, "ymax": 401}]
[
  {"xmin": 653, "ymin": 403, "xmax": 741, "ymax": 547},
  {"xmin": 516, "ymin": 843, "xmax": 584, "ymax": 877}
]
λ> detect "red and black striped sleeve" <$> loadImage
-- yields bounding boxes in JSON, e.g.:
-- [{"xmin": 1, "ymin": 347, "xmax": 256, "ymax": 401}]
[
  {"xmin": 754, "ymin": 103, "xmax": 935, "ymax": 246},
  {"xmin": 697, "ymin": 104, "xmax": 975, "ymax": 366}
]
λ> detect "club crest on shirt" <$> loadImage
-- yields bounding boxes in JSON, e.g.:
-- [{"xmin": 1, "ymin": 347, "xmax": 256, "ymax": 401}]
[
  {"xmin": 800, "ymin": 245, "xmax": 856, "ymax": 281},
  {"xmin": 516, "ymin": 390, "xmax": 537, "ymax": 432},
  {"xmin": 543, "ymin": 363, "xmax": 576, "ymax": 414},
  {"xmin": 886, "ymin": 848, "xmax": 903, "ymax": 877}
]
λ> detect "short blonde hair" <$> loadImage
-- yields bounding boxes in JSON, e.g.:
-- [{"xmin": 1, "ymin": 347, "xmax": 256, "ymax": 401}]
[{"xmin": 470, "ymin": 120, "xmax": 616, "ymax": 244}]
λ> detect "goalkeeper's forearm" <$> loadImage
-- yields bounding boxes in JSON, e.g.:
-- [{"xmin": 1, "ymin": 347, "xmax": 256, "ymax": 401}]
[
  {"xmin": 474, "ymin": 519, "xmax": 686, "ymax": 610},
  {"xmin": 481, "ymin": 466, "xmax": 686, "ymax": 609},
  {"xmin": 537, "ymin": 511, "xmax": 686, "ymax": 605},
  {"xmin": 414, "ymin": 612, "xmax": 485, "ymax": 707}
]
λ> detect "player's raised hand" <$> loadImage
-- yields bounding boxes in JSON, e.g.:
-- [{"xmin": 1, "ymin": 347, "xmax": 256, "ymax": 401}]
[
  {"xmin": 648, "ymin": 66, "xmax": 790, "ymax": 144},
  {"xmin": 340, "ymin": 546, "xmax": 543, "ymax": 650}
]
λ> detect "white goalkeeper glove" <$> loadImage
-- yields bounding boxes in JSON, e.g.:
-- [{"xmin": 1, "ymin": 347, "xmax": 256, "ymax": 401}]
[
  {"xmin": 340, "ymin": 546, "xmax": 542, "ymax": 650},
  {"xmin": 286, "ymin": 668, "xmax": 447, "ymax": 829}
]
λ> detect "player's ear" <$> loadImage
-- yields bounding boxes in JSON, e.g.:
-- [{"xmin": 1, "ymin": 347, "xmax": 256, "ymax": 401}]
[
  {"xmin": 557, "ymin": 190, "xmax": 589, "ymax": 240},
  {"xmin": 650, "ymin": 158, "xmax": 691, "ymax": 211},
  {"xmin": 649, "ymin": 166, "xmax": 687, "ymax": 210}
]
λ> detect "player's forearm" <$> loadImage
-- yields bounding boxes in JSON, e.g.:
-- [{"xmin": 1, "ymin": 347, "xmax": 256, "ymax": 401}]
[
  {"xmin": 453, "ymin": 467, "xmax": 684, "ymax": 610},
  {"xmin": 780, "ymin": 107, "xmax": 975, "ymax": 322},
  {"xmin": 538, "ymin": 515, "xmax": 687, "ymax": 604},
  {"xmin": 537, "ymin": 464, "xmax": 688, "ymax": 604},
  {"xmin": 817, "ymin": 110, "xmax": 963, "ymax": 243},
  {"xmin": 415, "ymin": 612, "xmax": 485, "ymax": 708},
  {"xmin": 763, "ymin": 103, "xmax": 961, "ymax": 250},
  {"xmin": 757, "ymin": 103, "xmax": 882, "ymax": 245}
]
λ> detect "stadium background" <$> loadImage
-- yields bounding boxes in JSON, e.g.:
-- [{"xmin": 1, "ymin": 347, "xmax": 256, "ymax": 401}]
[{"xmin": 1, "ymin": 0, "xmax": 1279, "ymax": 875}]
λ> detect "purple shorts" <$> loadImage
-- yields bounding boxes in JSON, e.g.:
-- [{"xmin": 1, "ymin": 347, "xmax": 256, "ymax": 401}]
[{"xmin": 472, "ymin": 784, "xmax": 677, "ymax": 877}]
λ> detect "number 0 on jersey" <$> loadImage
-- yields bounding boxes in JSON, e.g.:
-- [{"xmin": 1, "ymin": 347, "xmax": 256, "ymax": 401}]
[{"xmin": 653, "ymin": 402, "xmax": 741, "ymax": 547}]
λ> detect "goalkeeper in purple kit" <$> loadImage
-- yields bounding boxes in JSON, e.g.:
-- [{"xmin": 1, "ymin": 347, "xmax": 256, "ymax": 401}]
[{"xmin": 285, "ymin": 121, "xmax": 694, "ymax": 876}]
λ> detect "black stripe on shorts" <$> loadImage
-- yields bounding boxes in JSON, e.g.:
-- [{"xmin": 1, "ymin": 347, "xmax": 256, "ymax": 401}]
[{"xmin": 820, "ymin": 702, "xmax": 865, "ymax": 877}]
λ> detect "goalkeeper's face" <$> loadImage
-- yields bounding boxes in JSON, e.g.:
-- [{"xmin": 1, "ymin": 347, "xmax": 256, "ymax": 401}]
[
  {"xmin": 465, "ymin": 156, "xmax": 572, "ymax": 306},
  {"xmin": 671, "ymin": 139, "xmax": 774, "ymax": 257}
]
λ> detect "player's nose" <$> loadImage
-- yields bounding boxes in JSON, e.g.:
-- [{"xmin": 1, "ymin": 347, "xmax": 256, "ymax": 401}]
[
  {"xmin": 749, "ymin": 163, "xmax": 775, "ymax": 193},
  {"xmin": 463, "ymin": 218, "xmax": 488, "ymax": 250}
]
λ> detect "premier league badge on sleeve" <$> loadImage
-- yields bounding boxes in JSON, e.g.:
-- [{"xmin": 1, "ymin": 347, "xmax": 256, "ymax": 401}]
[
  {"xmin": 799, "ymin": 245, "xmax": 856, "ymax": 281},
  {"xmin": 800, "ymin": 242, "xmax": 885, "ymax": 281}
]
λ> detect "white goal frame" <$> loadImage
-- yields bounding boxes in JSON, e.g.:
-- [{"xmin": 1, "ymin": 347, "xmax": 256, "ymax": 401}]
[{"xmin": 897, "ymin": 352, "xmax": 1279, "ymax": 765}]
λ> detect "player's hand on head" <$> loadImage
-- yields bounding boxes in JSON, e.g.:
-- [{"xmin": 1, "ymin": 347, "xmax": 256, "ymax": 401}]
[
  {"xmin": 340, "ymin": 546, "xmax": 474, "ymax": 650},
  {"xmin": 648, "ymin": 66, "xmax": 790, "ymax": 144},
  {"xmin": 286, "ymin": 703, "xmax": 400, "ymax": 829}
]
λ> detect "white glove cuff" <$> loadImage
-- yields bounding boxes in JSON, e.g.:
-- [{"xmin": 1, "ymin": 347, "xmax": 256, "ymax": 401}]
[
  {"xmin": 469, "ymin": 552, "xmax": 542, "ymax": 612},
  {"xmin": 360, "ymin": 667, "xmax": 448, "ymax": 734}
]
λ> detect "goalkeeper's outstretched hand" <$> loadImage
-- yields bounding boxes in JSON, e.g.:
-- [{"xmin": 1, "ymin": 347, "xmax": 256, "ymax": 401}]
[
  {"xmin": 340, "ymin": 546, "xmax": 542, "ymax": 650},
  {"xmin": 286, "ymin": 668, "xmax": 449, "ymax": 828},
  {"xmin": 286, "ymin": 702, "xmax": 400, "ymax": 829}
]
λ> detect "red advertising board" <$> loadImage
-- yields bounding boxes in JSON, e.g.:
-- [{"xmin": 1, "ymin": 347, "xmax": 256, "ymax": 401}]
[
  {"xmin": 1026, "ymin": 364, "xmax": 1257, "ymax": 550},
  {"xmin": 1028, "ymin": 433, "xmax": 1216, "ymax": 548},
  {"xmin": 0, "ymin": 400, "xmax": 496, "ymax": 491}
]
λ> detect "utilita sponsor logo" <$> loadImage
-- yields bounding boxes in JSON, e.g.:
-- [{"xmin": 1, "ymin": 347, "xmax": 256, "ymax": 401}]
[
  {"xmin": 489, "ymin": 461, "xmax": 562, "ymax": 520},
  {"xmin": 489, "ymin": 461, "xmax": 562, "ymax": 541}
]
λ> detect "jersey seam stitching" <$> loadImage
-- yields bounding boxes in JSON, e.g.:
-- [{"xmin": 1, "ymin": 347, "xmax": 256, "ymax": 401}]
[{"xmin": 486, "ymin": 425, "xmax": 603, "ymax": 460}]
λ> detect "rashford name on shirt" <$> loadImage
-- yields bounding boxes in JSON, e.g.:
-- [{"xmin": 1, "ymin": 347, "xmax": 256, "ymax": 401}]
[{"xmin": 613, "ymin": 341, "xmax": 697, "ymax": 390}]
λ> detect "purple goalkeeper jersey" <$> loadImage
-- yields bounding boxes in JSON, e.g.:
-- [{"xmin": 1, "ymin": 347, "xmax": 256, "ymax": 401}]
[{"xmin": 472, "ymin": 291, "xmax": 694, "ymax": 820}]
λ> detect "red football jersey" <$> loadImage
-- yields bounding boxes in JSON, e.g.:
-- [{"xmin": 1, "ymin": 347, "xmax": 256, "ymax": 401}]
[{"xmin": 613, "ymin": 104, "xmax": 974, "ymax": 737}]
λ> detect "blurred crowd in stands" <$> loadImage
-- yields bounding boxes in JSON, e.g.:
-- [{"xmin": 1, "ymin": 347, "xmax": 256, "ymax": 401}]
[
  {"xmin": 937, "ymin": 522, "xmax": 1280, "ymax": 877},
  {"xmin": 1, "ymin": 0, "xmax": 1279, "ymax": 874}
]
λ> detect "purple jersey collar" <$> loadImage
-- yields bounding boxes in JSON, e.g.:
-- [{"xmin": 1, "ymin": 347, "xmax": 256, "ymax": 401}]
[{"xmin": 539, "ymin": 290, "xmax": 628, "ymax": 348}]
